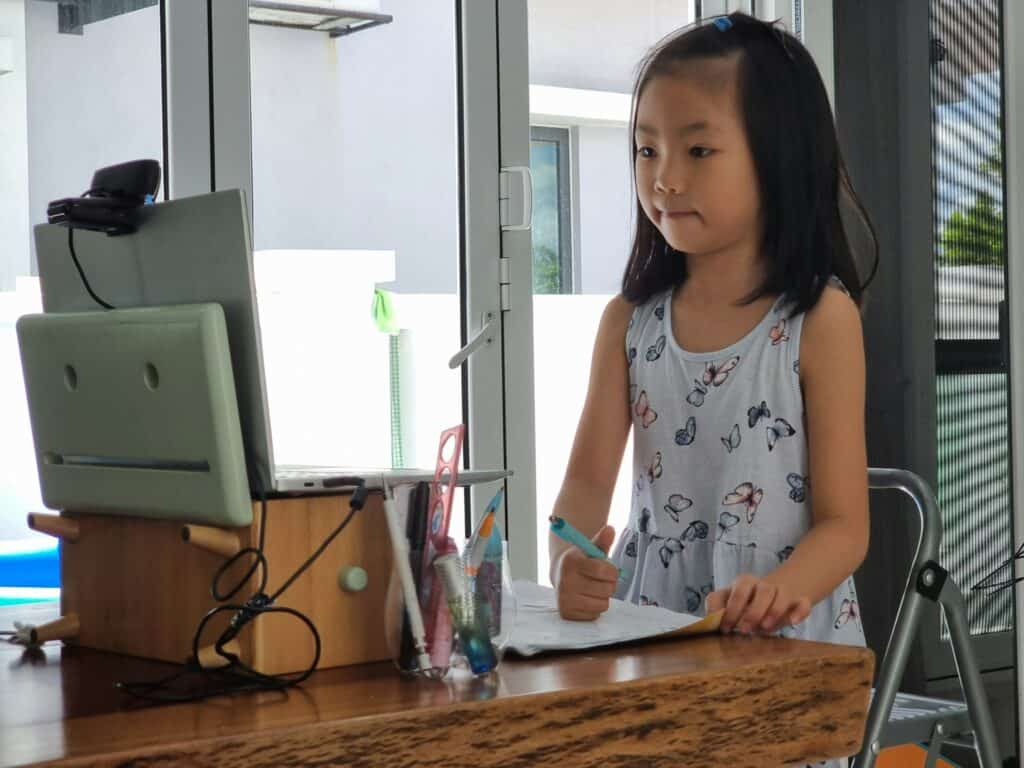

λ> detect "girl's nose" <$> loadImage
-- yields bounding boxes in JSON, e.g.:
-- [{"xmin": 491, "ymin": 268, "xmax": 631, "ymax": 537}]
[
  {"xmin": 654, "ymin": 177, "xmax": 681, "ymax": 195},
  {"xmin": 654, "ymin": 165, "xmax": 684, "ymax": 195}
]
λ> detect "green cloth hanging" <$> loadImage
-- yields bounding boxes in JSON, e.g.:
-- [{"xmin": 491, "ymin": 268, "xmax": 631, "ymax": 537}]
[{"xmin": 371, "ymin": 288, "xmax": 398, "ymax": 334}]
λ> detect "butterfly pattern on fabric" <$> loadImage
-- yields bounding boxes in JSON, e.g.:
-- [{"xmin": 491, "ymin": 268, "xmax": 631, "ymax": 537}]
[
  {"xmin": 723, "ymin": 482, "xmax": 764, "ymax": 524},
  {"xmin": 721, "ymin": 423, "xmax": 741, "ymax": 453},
  {"xmin": 834, "ymin": 599, "xmax": 859, "ymax": 629},
  {"xmin": 675, "ymin": 416, "xmax": 697, "ymax": 446},
  {"xmin": 686, "ymin": 379, "xmax": 708, "ymax": 408},
  {"xmin": 637, "ymin": 507, "xmax": 652, "ymax": 534},
  {"xmin": 619, "ymin": 286, "xmax": 863, "ymax": 663},
  {"xmin": 625, "ymin": 530, "xmax": 639, "ymax": 558},
  {"xmin": 786, "ymin": 473, "xmax": 808, "ymax": 503},
  {"xmin": 767, "ymin": 418, "xmax": 796, "ymax": 452},
  {"xmin": 663, "ymin": 494, "xmax": 693, "ymax": 523},
  {"xmin": 703, "ymin": 356, "xmax": 740, "ymax": 387},
  {"xmin": 685, "ymin": 584, "xmax": 713, "ymax": 613},
  {"xmin": 717, "ymin": 510, "xmax": 740, "ymax": 541},
  {"xmin": 658, "ymin": 537, "xmax": 685, "ymax": 567},
  {"xmin": 635, "ymin": 390, "xmax": 658, "ymax": 428},
  {"xmin": 747, "ymin": 400, "xmax": 771, "ymax": 429},
  {"xmin": 769, "ymin": 318, "xmax": 789, "ymax": 346},
  {"xmin": 647, "ymin": 520, "xmax": 704, "ymax": 569},
  {"xmin": 627, "ymin": 346, "xmax": 637, "ymax": 367},
  {"xmin": 680, "ymin": 520, "xmax": 709, "ymax": 542},
  {"xmin": 646, "ymin": 335, "xmax": 666, "ymax": 362},
  {"xmin": 646, "ymin": 452, "xmax": 663, "ymax": 484}
]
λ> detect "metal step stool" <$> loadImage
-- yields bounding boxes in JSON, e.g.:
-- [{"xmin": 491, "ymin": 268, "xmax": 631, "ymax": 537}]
[{"xmin": 852, "ymin": 469, "xmax": 1001, "ymax": 768}]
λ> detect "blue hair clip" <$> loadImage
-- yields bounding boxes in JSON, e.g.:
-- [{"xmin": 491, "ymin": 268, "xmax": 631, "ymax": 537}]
[{"xmin": 713, "ymin": 17, "xmax": 733, "ymax": 32}]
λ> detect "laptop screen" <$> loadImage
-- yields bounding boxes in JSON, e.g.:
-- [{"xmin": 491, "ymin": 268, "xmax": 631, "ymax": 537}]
[{"xmin": 34, "ymin": 189, "xmax": 276, "ymax": 493}]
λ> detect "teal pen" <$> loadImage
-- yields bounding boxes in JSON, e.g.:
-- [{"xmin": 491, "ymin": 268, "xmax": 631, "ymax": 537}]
[{"xmin": 549, "ymin": 515, "xmax": 627, "ymax": 581}]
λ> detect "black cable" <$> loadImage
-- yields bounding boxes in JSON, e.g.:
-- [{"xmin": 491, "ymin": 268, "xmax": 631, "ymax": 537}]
[
  {"xmin": 117, "ymin": 482, "xmax": 370, "ymax": 703},
  {"xmin": 972, "ymin": 540, "xmax": 1024, "ymax": 593},
  {"xmin": 67, "ymin": 228, "xmax": 115, "ymax": 310},
  {"xmin": 66, "ymin": 187, "xmax": 118, "ymax": 310}
]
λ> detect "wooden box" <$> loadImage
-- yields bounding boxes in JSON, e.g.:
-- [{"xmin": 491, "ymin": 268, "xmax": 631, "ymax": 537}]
[{"xmin": 28, "ymin": 493, "xmax": 394, "ymax": 675}]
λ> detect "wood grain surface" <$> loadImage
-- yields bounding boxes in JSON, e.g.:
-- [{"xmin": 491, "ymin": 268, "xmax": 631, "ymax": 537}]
[
  {"xmin": 0, "ymin": 602, "xmax": 874, "ymax": 768},
  {"xmin": 44, "ymin": 493, "xmax": 393, "ymax": 675}
]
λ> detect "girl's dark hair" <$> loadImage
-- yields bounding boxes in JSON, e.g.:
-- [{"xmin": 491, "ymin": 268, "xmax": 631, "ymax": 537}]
[{"xmin": 621, "ymin": 12, "xmax": 878, "ymax": 314}]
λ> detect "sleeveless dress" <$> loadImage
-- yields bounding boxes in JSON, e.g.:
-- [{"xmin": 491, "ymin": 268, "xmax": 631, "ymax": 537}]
[{"xmin": 609, "ymin": 286, "xmax": 865, "ymax": 768}]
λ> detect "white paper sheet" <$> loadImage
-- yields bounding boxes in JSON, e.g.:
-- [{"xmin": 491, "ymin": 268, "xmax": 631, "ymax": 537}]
[{"xmin": 507, "ymin": 579, "xmax": 708, "ymax": 657}]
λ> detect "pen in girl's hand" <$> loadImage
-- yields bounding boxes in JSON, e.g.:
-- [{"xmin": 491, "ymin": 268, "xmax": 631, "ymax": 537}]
[{"xmin": 548, "ymin": 515, "xmax": 627, "ymax": 582}]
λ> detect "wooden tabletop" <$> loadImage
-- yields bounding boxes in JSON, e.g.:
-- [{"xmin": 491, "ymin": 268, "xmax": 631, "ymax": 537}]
[{"xmin": 1, "ymin": 602, "xmax": 874, "ymax": 768}]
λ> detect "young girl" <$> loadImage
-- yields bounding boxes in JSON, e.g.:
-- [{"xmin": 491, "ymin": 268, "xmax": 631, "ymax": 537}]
[{"xmin": 550, "ymin": 14, "xmax": 877, "ymax": 763}]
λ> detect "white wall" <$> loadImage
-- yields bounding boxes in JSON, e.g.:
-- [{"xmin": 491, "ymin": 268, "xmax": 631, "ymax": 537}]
[
  {"xmin": 577, "ymin": 124, "xmax": 634, "ymax": 293},
  {"xmin": 527, "ymin": 0, "xmax": 693, "ymax": 93},
  {"xmin": 250, "ymin": 0, "xmax": 460, "ymax": 295},
  {"xmin": 247, "ymin": 0, "xmax": 678, "ymax": 297},
  {"xmin": 24, "ymin": 1, "xmax": 162, "ymax": 268},
  {"xmin": 0, "ymin": 0, "xmax": 29, "ymax": 292}
]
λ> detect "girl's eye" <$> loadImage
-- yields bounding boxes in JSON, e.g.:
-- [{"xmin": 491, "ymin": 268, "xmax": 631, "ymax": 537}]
[
  {"xmin": 691, "ymin": 146, "xmax": 713, "ymax": 158},
  {"xmin": 637, "ymin": 146, "xmax": 655, "ymax": 158}
]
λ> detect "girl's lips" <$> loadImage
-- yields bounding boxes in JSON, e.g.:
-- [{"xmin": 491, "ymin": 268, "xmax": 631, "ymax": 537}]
[{"xmin": 663, "ymin": 209, "xmax": 697, "ymax": 218}]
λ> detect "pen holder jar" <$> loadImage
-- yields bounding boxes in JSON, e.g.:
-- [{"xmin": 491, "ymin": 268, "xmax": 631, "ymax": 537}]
[
  {"xmin": 383, "ymin": 539, "xmax": 447, "ymax": 678},
  {"xmin": 450, "ymin": 540, "xmax": 516, "ymax": 674},
  {"xmin": 384, "ymin": 539, "xmax": 516, "ymax": 678}
]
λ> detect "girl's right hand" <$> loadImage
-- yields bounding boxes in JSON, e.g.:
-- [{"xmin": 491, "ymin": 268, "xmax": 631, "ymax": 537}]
[{"xmin": 552, "ymin": 525, "xmax": 619, "ymax": 621}]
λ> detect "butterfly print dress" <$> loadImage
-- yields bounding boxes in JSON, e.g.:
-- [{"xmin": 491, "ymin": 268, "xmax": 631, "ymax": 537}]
[{"xmin": 613, "ymin": 287, "xmax": 865, "ymax": 659}]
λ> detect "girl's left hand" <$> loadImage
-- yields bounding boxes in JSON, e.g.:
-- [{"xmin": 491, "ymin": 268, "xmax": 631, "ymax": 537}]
[{"xmin": 705, "ymin": 574, "xmax": 812, "ymax": 635}]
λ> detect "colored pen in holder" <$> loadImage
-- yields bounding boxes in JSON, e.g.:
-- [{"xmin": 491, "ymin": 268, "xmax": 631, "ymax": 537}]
[{"xmin": 434, "ymin": 553, "xmax": 498, "ymax": 676}]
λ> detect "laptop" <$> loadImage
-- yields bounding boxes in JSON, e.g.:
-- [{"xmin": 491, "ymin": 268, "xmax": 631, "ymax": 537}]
[
  {"xmin": 33, "ymin": 189, "xmax": 508, "ymax": 495},
  {"xmin": 18, "ymin": 303, "xmax": 255, "ymax": 525}
]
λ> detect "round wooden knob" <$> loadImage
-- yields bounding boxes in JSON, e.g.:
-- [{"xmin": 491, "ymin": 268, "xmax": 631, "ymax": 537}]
[{"xmin": 338, "ymin": 566, "xmax": 368, "ymax": 593}]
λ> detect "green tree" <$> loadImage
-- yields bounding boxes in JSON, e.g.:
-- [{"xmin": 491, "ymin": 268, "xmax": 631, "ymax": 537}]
[
  {"xmin": 532, "ymin": 244, "xmax": 562, "ymax": 294},
  {"xmin": 939, "ymin": 192, "xmax": 1004, "ymax": 266},
  {"xmin": 939, "ymin": 148, "xmax": 1005, "ymax": 266}
]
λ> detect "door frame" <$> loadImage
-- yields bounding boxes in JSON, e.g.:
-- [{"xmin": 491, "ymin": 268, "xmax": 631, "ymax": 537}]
[{"xmin": 494, "ymin": 0, "xmax": 539, "ymax": 580}]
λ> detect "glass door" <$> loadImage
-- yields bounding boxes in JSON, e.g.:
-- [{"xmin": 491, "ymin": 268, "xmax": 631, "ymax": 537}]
[
  {"xmin": 923, "ymin": 0, "xmax": 1015, "ymax": 683},
  {"xmin": 206, "ymin": 0, "xmax": 509, "ymax": 542}
]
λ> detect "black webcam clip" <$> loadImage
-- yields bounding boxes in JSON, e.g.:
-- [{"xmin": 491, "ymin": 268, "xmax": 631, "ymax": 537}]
[{"xmin": 46, "ymin": 159, "xmax": 161, "ymax": 236}]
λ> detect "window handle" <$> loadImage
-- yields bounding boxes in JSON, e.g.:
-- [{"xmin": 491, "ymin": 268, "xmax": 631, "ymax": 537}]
[
  {"xmin": 500, "ymin": 166, "xmax": 533, "ymax": 231},
  {"xmin": 448, "ymin": 312, "xmax": 496, "ymax": 369}
]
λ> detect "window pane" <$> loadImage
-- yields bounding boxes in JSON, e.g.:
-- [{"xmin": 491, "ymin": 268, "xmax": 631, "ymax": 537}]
[
  {"xmin": 931, "ymin": 0, "xmax": 1005, "ymax": 341},
  {"xmin": 0, "ymin": 0, "xmax": 162, "ymax": 602},
  {"xmin": 937, "ymin": 373, "xmax": 1013, "ymax": 636},
  {"xmin": 530, "ymin": 126, "xmax": 573, "ymax": 295},
  {"xmin": 247, "ymin": 1, "xmax": 466, "ymax": 524},
  {"xmin": 929, "ymin": 0, "xmax": 1012, "ymax": 641}
]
